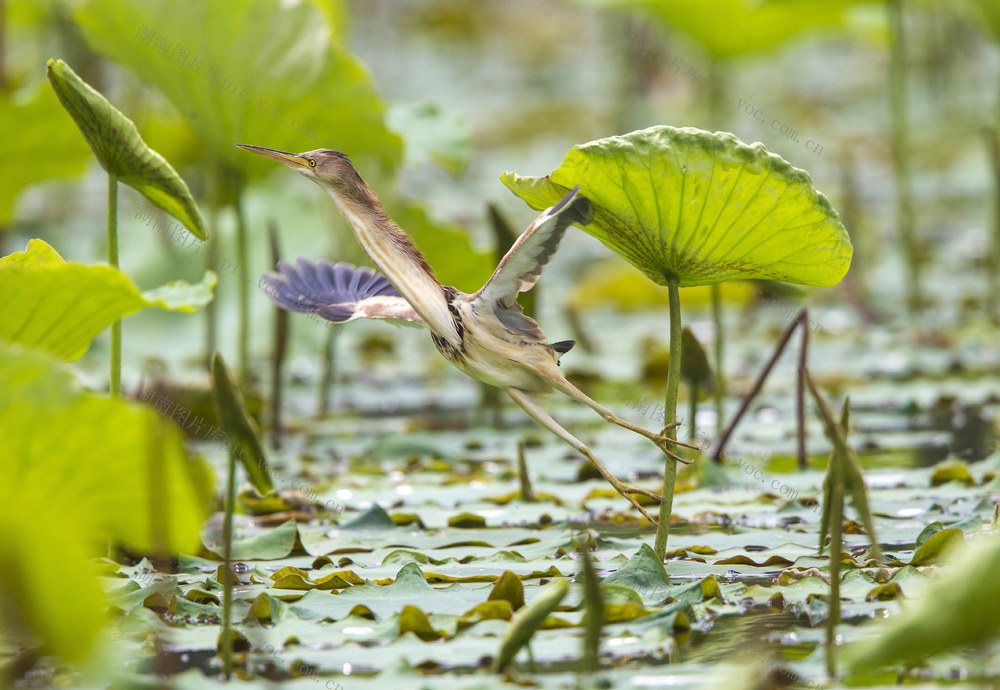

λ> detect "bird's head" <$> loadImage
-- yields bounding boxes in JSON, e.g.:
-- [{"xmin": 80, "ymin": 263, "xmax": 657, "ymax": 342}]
[{"xmin": 236, "ymin": 144, "xmax": 364, "ymax": 195}]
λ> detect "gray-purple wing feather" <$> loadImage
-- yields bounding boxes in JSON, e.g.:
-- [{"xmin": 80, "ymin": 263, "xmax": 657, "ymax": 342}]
[{"xmin": 261, "ymin": 259, "xmax": 422, "ymax": 324}]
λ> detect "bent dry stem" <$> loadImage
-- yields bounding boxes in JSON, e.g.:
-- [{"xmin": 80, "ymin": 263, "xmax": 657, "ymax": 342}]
[
  {"xmin": 653, "ymin": 276, "xmax": 682, "ymax": 560},
  {"xmin": 712, "ymin": 308, "xmax": 810, "ymax": 468}
]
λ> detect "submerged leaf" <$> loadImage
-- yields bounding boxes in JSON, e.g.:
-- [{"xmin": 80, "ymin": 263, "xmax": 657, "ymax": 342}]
[
  {"xmin": 398, "ymin": 604, "xmax": 445, "ymax": 641},
  {"xmin": 0, "ymin": 239, "xmax": 215, "ymax": 360},
  {"xmin": 488, "ymin": 571, "xmax": 526, "ymax": 611},
  {"xmin": 502, "ymin": 125, "xmax": 851, "ymax": 288},
  {"xmin": 680, "ymin": 326, "xmax": 712, "ymax": 387},
  {"xmin": 929, "ymin": 459, "xmax": 975, "ymax": 487},
  {"xmin": 46, "ymin": 59, "xmax": 208, "ymax": 239}
]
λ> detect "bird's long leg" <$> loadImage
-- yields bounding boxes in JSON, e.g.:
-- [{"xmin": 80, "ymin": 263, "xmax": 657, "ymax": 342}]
[
  {"xmin": 504, "ymin": 387, "xmax": 660, "ymax": 523},
  {"xmin": 548, "ymin": 377, "xmax": 700, "ymax": 463}
]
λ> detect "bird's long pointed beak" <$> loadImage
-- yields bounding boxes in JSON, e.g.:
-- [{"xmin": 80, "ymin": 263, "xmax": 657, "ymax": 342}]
[{"xmin": 235, "ymin": 144, "xmax": 309, "ymax": 169}]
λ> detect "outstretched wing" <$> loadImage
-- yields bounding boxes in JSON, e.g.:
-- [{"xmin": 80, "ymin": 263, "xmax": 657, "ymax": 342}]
[
  {"xmin": 261, "ymin": 259, "xmax": 422, "ymax": 325},
  {"xmin": 471, "ymin": 186, "xmax": 592, "ymax": 337}
]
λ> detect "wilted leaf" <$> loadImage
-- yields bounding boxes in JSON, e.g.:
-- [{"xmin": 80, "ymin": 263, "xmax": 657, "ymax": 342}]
[
  {"xmin": 398, "ymin": 604, "xmax": 445, "ymax": 641},
  {"xmin": 488, "ymin": 571, "xmax": 525, "ymax": 611},
  {"xmin": 448, "ymin": 513, "xmax": 487, "ymax": 529}
]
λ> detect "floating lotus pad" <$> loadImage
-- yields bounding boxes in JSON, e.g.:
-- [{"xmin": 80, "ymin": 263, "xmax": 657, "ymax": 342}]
[{"xmin": 502, "ymin": 125, "xmax": 852, "ymax": 288}]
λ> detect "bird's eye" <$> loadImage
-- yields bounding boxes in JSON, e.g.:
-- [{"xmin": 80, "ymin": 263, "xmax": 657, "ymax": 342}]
[{"xmin": 308, "ymin": 158, "xmax": 316, "ymax": 168}]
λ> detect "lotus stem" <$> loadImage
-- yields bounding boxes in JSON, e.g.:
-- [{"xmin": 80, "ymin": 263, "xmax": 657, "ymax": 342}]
[
  {"xmin": 579, "ymin": 546, "xmax": 604, "ymax": 677},
  {"xmin": 0, "ymin": 0, "xmax": 7, "ymax": 92},
  {"xmin": 711, "ymin": 283, "xmax": 723, "ymax": 436},
  {"xmin": 220, "ymin": 441, "xmax": 237, "ymax": 679},
  {"xmin": 268, "ymin": 222, "xmax": 287, "ymax": 448},
  {"xmin": 889, "ymin": 0, "xmax": 920, "ymax": 314},
  {"xmin": 985, "ymin": 128, "xmax": 1000, "ymax": 322},
  {"xmin": 825, "ymin": 450, "xmax": 844, "ymax": 677},
  {"xmin": 517, "ymin": 440, "xmax": 535, "ymax": 503},
  {"xmin": 797, "ymin": 312, "xmax": 809, "ymax": 469},
  {"xmin": 653, "ymin": 276, "xmax": 682, "ymax": 559},
  {"xmin": 204, "ymin": 169, "xmax": 221, "ymax": 371},
  {"xmin": 107, "ymin": 173, "xmax": 121, "ymax": 398},
  {"xmin": 318, "ymin": 327, "xmax": 339, "ymax": 417},
  {"xmin": 688, "ymin": 381, "xmax": 698, "ymax": 444},
  {"xmin": 235, "ymin": 186, "xmax": 250, "ymax": 387}
]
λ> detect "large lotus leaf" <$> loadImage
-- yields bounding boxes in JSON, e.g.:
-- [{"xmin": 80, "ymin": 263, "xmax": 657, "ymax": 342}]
[
  {"xmin": 386, "ymin": 197, "xmax": 495, "ymax": 293},
  {"xmin": 502, "ymin": 126, "xmax": 852, "ymax": 288},
  {"xmin": 0, "ymin": 343, "xmax": 212, "ymax": 660},
  {"xmin": 585, "ymin": 0, "xmax": 853, "ymax": 58},
  {"xmin": 848, "ymin": 534, "xmax": 1000, "ymax": 669},
  {"xmin": 0, "ymin": 85, "xmax": 91, "ymax": 227},
  {"xmin": 74, "ymin": 0, "xmax": 401, "ymax": 173},
  {"xmin": 387, "ymin": 102, "xmax": 472, "ymax": 175},
  {"xmin": 46, "ymin": 59, "xmax": 208, "ymax": 240},
  {"xmin": 966, "ymin": 0, "xmax": 1000, "ymax": 42},
  {"xmin": 0, "ymin": 239, "xmax": 216, "ymax": 360}
]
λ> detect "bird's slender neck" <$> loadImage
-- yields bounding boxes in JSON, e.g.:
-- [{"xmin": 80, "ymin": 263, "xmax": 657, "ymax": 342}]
[{"xmin": 321, "ymin": 180, "xmax": 459, "ymax": 342}]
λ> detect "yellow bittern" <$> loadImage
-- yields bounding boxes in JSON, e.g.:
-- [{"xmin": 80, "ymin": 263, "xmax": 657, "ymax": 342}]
[{"xmin": 237, "ymin": 144, "xmax": 692, "ymax": 521}]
